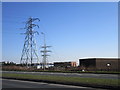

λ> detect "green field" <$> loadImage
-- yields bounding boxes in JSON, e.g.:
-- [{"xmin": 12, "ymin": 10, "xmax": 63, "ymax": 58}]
[{"xmin": 2, "ymin": 73, "xmax": 119, "ymax": 88}]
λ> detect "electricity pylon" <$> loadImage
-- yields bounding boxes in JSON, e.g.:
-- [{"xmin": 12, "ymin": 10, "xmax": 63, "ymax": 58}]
[
  {"xmin": 41, "ymin": 32, "xmax": 51, "ymax": 70},
  {"xmin": 20, "ymin": 17, "xmax": 40, "ymax": 67}
]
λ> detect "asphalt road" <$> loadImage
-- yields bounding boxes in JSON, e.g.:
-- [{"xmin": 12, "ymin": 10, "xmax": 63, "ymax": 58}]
[
  {"xmin": 2, "ymin": 79, "xmax": 105, "ymax": 89},
  {"xmin": 2, "ymin": 71, "xmax": 118, "ymax": 79}
]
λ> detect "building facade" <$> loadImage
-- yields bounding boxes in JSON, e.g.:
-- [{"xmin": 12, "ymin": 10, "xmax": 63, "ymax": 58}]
[
  {"xmin": 54, "ymin": 61, "xmax": 77, "ymax": 68},
  {"xmin": 79, "ymin": 58, "xmax": 119, "ymax": 71}
]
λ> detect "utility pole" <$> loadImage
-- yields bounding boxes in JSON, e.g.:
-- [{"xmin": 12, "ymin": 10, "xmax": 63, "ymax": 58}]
[
  {"xmin": 41, "ymin": 32, "xmax": 51, "ymax": 70},
  {"xmin": 20, "ymin": 17, "xmax": 40, "ymax": 67}
]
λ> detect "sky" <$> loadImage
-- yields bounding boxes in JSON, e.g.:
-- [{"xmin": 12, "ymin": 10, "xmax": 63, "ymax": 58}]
[{"xmin": 2, "ymin": 2, "xmax": 118, "ymax": 65}]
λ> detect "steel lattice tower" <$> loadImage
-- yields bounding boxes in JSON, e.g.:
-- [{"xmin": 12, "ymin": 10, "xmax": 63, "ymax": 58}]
[
  {"xmin": 41, "ymin": 32, "xmax": 51, "ymax": 70},
  {"xmin": 20, "ymin": 17, "xmax": 40, "ymax": 66}
]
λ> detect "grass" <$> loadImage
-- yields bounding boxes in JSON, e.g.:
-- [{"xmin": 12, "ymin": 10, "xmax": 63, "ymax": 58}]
[
  {"xmin": 2, "ymin": 69, "xmax": 120, "ymax": 74},
  {"xmin": 2, "ymin": 73, "xmax": 119, "ymax": 87}
]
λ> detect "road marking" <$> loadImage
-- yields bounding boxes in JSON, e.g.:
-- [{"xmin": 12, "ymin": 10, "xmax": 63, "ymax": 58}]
[
  {"xmin": 48, "ymin": 83, "xmax": 87, "ymax": 88},
  {"xmin": 2, "ymin": 79, "xmax": 47, "ymax": 85}
]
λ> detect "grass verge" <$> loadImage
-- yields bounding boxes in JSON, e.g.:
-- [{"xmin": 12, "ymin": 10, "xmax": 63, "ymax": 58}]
[
  {"xmin": 2, "ymin": 73, "xmax": 119, "ymax": 89},
  {"xmin": 2, "ymin": 69, "xmax": 120, "ymax": 74}
]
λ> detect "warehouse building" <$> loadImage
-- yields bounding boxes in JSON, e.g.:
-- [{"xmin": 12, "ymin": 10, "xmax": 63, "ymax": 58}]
[
  {"xmin": 79, "ymin": 58, "xmax": 119, "ymax": 71},
  {"xmin": 54, "ymin": 61, "xmax": 77, "ymax": 68}
]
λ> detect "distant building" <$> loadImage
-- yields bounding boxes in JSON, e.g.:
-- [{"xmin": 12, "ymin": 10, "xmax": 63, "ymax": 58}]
[
  {"xmin": 34, "ymin": 63, "xmax": 54, "ymax": 69},
  {"xmin": 54, "ymin": 61, "xmax": 77, "ymax": 68},
  {"xmin": 79, "ymin": 58, "xmax": 119, "ymax": 71}
]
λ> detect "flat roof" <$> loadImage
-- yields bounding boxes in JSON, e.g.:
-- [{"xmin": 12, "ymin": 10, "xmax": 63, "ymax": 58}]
[{"xmin": 79, "ymin": 58, "xmax": 119, "ymax": 60}]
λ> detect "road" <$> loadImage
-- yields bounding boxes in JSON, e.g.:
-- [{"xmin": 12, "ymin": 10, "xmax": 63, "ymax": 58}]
[
  {"xmin": 2, "ymin": 79, "xmax": 105, "ymax": 89},
  {"xmin": 2, "ymin": 71, "xmax": 118, "ymax": 79}
]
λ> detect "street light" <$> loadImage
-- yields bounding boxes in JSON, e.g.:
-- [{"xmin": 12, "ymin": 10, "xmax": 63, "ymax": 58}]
[{"xmin": 41, "ymin": 32, "xmax": 46, "ymax": 46}]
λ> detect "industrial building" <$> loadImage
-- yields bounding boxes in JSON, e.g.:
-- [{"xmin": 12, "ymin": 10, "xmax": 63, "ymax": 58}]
[
  {"xmin": 79, "ymin": 58, "xmax": 119, "ymax": 71},
  {"xmin": 54, "ymin": 61, "xmax": 77, "ymax": 68}
]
